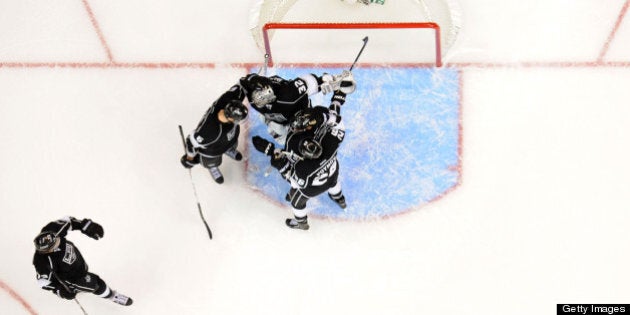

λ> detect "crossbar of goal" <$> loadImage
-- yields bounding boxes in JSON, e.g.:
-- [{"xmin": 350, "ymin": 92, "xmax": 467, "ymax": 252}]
[{"xmin": 262, "ymin": 22, "xmax": 442, "ymax": 68}]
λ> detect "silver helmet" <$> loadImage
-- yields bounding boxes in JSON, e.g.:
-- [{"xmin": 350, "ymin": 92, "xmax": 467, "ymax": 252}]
[
  {"xmin": 250, "ymin": 85, "xmax": 276, "ymax": 108},
  {"xmin": 34, "ymin": 231, "xmax": 60, "ymax": 253}
]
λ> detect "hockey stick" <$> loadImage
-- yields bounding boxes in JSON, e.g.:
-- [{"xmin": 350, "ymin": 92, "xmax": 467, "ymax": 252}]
[
  {"xmin": 278, "ymin": 149, "xmax": 304, "ymax": 162},
  {"xmin": 263, "ymin": 149, "xmax": 304, "ymax": 177},
  {"xmin": 54, "ymin": 220, "xmax": 71, "ymax": 237},
  {"xmin": 51, "ymin": 272, "xmax": 88, "ymax": 315},
  {"xmin": 177, "ymin": 125, "xmax": 213, "ymax": 240},
  {"xmin": 73, "ymin": 297, "xmax": 88, "ymax": 315},
  {"xmin": 349, "ymin": 36, "xmax": 369, "ymax": 71},
  {"xmin": 321, "ymin": 36, "xmax": 368, "ymax": 93},
  {"xmin": 258, "ymin": 54, "xmax": 269, "ymax": 76}
]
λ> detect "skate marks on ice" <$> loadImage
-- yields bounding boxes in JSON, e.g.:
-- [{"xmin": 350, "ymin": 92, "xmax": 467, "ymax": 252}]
[{"xmin": 246, "ymin": 67, "xmax": 461, "ymax": 219}]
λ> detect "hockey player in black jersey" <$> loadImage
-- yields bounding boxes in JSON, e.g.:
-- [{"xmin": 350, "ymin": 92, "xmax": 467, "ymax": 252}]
[
  {"xmin": 252, "ymin": 83, "xmax": 355, "ymax": 230},
  {"xmin": 239, "ymin": 70, "xmax": 354, "ymax": 144},
  {"xmin": 180, "ymin": 84, "xmax": 249, "ymax": 184},
  {"xmin": 32, "ymin": 216, "xmax": 133, "ymax": 306}
]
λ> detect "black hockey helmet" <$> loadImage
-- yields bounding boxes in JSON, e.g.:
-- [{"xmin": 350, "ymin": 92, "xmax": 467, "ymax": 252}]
[
  {"xmin": 34, "ymin": 231, "xmax": 60, "ymax": 253},
  {"xmin": 289, "ymin": 108, "xmax": 323, "ymax": 133},
  {"xmin": 299, "ymin": 138, "xmax": 323, "ymax": 159},
  {"xmin": 224, "ymin": 100, "xmax": 248, "ymax": 123}
]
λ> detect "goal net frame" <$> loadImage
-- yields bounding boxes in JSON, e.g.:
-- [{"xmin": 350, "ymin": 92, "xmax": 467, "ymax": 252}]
[{"xmin": 250, "ymin": 0, "xmax": 461, "ymax": 68}]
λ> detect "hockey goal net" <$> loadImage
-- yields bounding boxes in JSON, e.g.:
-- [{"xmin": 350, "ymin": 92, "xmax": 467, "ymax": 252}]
[{"xmin": 249, "ymin": 0, "xmax": 462, "ymax": 67}]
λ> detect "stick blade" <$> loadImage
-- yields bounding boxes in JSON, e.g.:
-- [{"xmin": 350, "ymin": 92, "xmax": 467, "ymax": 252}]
[{"xmin": 197, "ymin": 203, "xmax": 213, "ymax": 239}]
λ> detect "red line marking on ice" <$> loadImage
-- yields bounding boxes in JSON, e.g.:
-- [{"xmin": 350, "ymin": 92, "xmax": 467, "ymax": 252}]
[
  {"xmin": 0, "ymin": 61, "xmax": 629, "ymax": 69},
  {"xmin": 598, "ymin": 0, "xmax": 630, "ymax": 62},
  {"xmin": 455, "ymin": 68, "xmax": 464, "ymax": 183},
  {"xmin": 0, "ymin": 280, "xmax": 39, "ymax": 315},
  {"xmin": 447, "ymin": 61, "xmax": 630, "ymax": 68},
  {"xmin": 0, "ymin": 62, "xmax": 215, "ymax": 69},
  {"xmin": 3, "ymin": 0, "xmax": 630, "ymax": 70},
  {"xmin": 81, "ymin": 0, "xmax": 114, "ymax": 62}
]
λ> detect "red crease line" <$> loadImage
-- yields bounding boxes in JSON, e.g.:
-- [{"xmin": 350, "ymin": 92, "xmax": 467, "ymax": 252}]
[
  {"xmin": 598, "ymin": 0, "xmax": 630, "ymax": 62},
  {"xmin": 0, "ymin": 62, "xmax": 216, "ymax": 69},
  {"xmin": 81, "ymin": 0, "xmax": 114, "ymax": 62}
]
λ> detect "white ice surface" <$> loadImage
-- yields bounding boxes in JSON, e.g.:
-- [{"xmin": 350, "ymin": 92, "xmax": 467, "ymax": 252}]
[{"xmin": 1, "ymin": 1, "xmax": 629, "ymax": 315}]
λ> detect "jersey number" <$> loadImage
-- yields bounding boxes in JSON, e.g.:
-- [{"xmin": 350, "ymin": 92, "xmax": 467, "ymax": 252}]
[
  {"xmin": 330, "ymin": 128, "xmax": 345, "ymax": 141},
  {"xmin": 294, "ymin": 80, "xmax": 307, "ymax": 94},
  {"xmin": 312, "ymin": 159, "xmax": 337, "ymax": 187}
]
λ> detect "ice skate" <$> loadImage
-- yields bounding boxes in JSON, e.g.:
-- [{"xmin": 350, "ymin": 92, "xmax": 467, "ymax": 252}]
[
  {"xmin": 285, "ymin": 217, "xmax": 309, "ymax": 230},
  {"xmin": 224, "ymin": 148, "xmax": 243, "ymax": 161},
  {"xmin": 109, "ymin": 291, "xmax": 133, "ymax": 306},
  {"xmin": 328, "ymin": 192, "xmax": 347, "ymax": 209},
  {"xmin": 208, "ymin": 166, "xmax": 224, "ymax": 184}
]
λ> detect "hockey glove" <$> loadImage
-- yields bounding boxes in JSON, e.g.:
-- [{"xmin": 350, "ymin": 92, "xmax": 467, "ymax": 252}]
[
  {"xmin": 252, "ymin": 136, "xmax": 275, "ymax": 156},
  {"xmin": 180, "ymin": 154, "xmax": 200, "ymax": 169},
  {"xmin": 54, "ymin": 287, "xmax": 76, "ymax": 300},
  {"xmin": 338, "ymin": 70, "xmax": 356, "ymax": 94},
  {"xmin": 80, "ymin": 218, "xmax": 104, "ymax": 240},
  {"xmin": 320, "ymin": 71, "xmax": 356, "ymax": 94},
  {"xmin": 319, "ymin": 73, "xmax": 339, "ymax": 95},
  {"xmin": 270, "ymin": 155, "xmax": 292, "ymax": 179}
]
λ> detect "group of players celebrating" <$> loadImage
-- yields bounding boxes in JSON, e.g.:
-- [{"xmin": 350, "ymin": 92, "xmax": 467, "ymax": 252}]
[
  {"xmin": 180, "ymin": 69, "xmax": 357, "ymax": 230},
  {"xmin": 30, "ymin": 0, "xmax": 373, "ymax": 306},
  {"xmin": 31, "ymin": 0, "xmax": 375, "ymax": 307},
  {"xmin": 31, "ymin": 70, "xmax": 356, "ymax": 309}
]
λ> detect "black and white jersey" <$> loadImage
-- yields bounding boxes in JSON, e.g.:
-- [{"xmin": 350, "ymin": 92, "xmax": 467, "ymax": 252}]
[
  {"xmin": 32, "ymin": 217, "xmax": 89, "ymax": 291},
  {"xmin": 285, "ymin": 106, "xmax": 345, "ymax": 196},
  {"xmin": 240, "ymin": 73, "xmax": 321, "ymax": 124},
  {"xmin": 186, "ymin": 85, "xmax": 244, "ymax": 157}
]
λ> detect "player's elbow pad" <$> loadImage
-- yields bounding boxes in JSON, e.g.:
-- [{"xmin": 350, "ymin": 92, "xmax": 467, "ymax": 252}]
[{"xmin": 299, "ymin": 74, "xmax": 321, "ymax": 95}]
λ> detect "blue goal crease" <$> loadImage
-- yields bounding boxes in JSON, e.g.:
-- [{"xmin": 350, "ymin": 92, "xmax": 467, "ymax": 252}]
[{"xmin": 246, "ymin": 67, "xmax": 461, "ymax": 220}]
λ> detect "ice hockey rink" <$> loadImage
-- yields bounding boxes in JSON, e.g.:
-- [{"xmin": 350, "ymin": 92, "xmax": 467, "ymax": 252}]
[{"xmin": 1, "ymin": 0, "xmax": 629, "ymax": 314}]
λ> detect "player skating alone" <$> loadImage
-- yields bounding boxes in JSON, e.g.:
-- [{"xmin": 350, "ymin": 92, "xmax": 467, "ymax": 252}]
[
  {"xmin": 32, "ymin": 216, "xmax": 133, "ymax": 306},
  {"xmin": 252, "ymin": 81, "xmax": 355, "ymax": 230},
  {"xmin": 180, "ymin": 85, "xmax": 249, "ymax": 184},
  {"xmin": 239, "ymin": 70, "xmax": 354, "ymax": 144}
]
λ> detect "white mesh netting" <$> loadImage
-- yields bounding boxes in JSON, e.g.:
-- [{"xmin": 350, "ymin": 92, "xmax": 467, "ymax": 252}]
[{"xmin": 249, "ymin": 0, "xmax": 462, "ymax": 65}]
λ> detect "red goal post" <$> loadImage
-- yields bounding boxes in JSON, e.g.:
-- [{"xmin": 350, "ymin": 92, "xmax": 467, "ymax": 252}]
[
  {"xmin": 262, "ymin": 22, "xmax": 442, "ymax": 67},
  {"xmin": 249, "ymin": 0, "xmax": 462, "ymax": 68}
]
